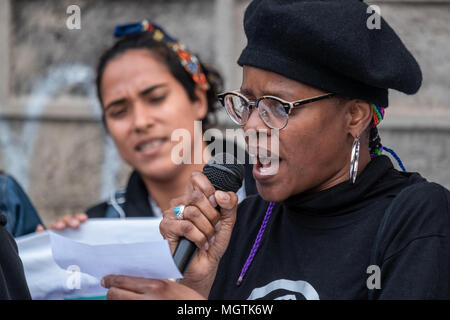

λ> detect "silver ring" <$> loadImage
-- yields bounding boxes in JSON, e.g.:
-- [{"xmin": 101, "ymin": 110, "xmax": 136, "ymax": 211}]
[{"xmin": 174, "ymin": 205, "xmax": 185, "ymax": 220}]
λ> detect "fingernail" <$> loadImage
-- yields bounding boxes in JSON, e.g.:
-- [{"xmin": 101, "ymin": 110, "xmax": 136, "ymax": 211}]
[
  {"xmin": 203, "ymin": 242, "xmax": 209, "ymax": 251},
  {"xmin": 217, "ymin": 191, "xmax": 230, "ymax": 201},
  {"xmin": 215, "ymin": 222, "xmax": 221, "ymax": 232},
  {"xmin": 209, "ymin": 236, "xmax": 215, "ymax": 246},
  {"xmin": 209, "ymin": 195, "xmax": 217, "ymax": 207}
]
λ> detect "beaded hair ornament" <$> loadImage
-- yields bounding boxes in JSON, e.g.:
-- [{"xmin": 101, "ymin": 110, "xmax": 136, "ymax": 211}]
[
  {"xmin": 370, "ymin": 104, "xmax": 406, "ymax": 171},
  {"xmin": 114, "ymin": 19, "xmax": 210, "ymax": 91},
  {"xmin": 370, "ymin": 104, "xmax": 385, "ymax": 157}
]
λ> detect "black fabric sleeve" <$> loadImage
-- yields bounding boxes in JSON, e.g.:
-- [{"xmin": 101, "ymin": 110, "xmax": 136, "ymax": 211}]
[
  {"xmin": 378, "ymin": 235, "xmax": 449, "ymax": 299},
  {"xmin": 85, "ymin": 202, "xmax": 108, "ymax": 218},
  {"xmin": 0, "ymin": 225, "xmax": 31, "ymax": 299},
  {"xmin": 375, "ymin": 182, "xmax": 450, "ymax": 299}
]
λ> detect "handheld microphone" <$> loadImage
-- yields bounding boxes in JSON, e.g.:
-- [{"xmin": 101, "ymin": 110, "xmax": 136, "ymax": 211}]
[{"xmin": 172, "ymin": 153, "xmax": 244, "ymax": 275}]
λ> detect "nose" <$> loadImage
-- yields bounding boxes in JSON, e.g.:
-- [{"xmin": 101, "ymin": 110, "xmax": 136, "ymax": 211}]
[
  {"xmin": 132, "ymin": 101, "xmax": 155, "ymax": 133},
  {"xmin": 243, "ymin": 104, "xmax": 273, "ymax": 159},
  {"xmin": 243, "ymin": 103, "xmax": 270, "ymax": 133}
]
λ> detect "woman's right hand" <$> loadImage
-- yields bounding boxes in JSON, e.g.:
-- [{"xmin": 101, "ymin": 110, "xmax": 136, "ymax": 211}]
[
  {"xmin": 35, "ymin": 213, "xmax": 88, "ymax": 232},
  {"xmin": 159, "ymin": 171, "xmax": 239, "ymax": 298}
]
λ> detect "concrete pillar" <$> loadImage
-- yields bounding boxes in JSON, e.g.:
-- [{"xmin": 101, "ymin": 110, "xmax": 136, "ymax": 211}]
[
  {"xmin": 0, "ymin": 0, "xmax": 11, "ymax": 109},
  {"xmin": 214, "ymin": 0, "xmax": 235, "ymax": 90}
]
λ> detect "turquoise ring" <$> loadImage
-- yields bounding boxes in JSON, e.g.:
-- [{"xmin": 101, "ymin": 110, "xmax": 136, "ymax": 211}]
[{"xmin": 174, "ymin": 205, "xmax": 185, "ymax": 220}]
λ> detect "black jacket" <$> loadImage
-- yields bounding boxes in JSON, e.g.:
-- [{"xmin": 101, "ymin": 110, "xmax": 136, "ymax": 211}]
[{"xmin": 0, "ymin": 214, "xmax": 31, "ymax": 300}]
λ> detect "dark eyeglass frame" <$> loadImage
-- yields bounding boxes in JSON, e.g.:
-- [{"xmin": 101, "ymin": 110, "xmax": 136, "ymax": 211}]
[{"xmin": 217, "ymin": 90, "xmax": 335, "ymax": 129}]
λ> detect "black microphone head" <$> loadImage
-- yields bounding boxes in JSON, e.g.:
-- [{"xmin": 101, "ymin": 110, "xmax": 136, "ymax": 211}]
[{"xmin": 202, "ymin": 153, "xmax": 244, "ymax": 193}]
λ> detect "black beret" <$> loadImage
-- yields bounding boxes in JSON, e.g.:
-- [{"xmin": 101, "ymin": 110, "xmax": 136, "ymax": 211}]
[{"xmin": 238, "ymin": 0, "xmax": 422, "ymax": 107}]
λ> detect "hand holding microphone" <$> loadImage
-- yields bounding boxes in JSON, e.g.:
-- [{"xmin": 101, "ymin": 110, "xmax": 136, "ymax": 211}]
[
  {"xmin": 102, "ymin": 153, "xmax": 243, "ymax": 300},
  {"xmin": 159, "ymin": 153, "xmax": 243, "ymax": 295}
]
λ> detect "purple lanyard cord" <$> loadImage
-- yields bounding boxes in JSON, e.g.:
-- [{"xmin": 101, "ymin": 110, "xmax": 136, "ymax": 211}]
[{"xmin": 236, "ymin": 201, "xmax": 276, "ymax": 286}]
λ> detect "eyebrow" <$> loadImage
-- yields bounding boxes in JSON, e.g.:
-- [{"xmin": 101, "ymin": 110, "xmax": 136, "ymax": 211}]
[
  {"xmin": 104, "ymin": 84, "xmax": 168, "ymax": 111},
  {"xmin": 239, "ymin": 88, "xmax": 255, "ymax": 99},
  {"xmin": 139, "ymin": 84, "xmax": 168, "ymax": 96},
  {"xmin": 239, "ymin": 87, "xmax": 292, "ymax": 101},
  {"xmin": 104, "ymin": 98, "xmax": 127, "ymax": 111}
]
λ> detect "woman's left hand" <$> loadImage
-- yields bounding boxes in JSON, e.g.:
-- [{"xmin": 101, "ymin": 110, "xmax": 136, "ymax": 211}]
[{"xmin": 101, "ymin": 275, "xmax": 206, "ymax": 300}]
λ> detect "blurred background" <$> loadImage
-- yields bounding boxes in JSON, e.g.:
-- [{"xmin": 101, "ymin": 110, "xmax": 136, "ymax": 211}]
[{"xmin": 0, "ymin": 0, "xmax": 449, "ymax": 225}]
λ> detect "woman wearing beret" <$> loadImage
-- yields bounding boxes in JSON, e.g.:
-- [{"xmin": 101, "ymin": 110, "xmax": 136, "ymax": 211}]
[{"xmin": 102, "ymin": 0, "xmax": 450, "ymax": 300}]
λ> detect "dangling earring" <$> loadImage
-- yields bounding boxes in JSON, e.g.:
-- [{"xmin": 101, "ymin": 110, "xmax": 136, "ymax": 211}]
[{"xmin": 349, "ymin": 136, "xmax": 360, "ymax": 184}]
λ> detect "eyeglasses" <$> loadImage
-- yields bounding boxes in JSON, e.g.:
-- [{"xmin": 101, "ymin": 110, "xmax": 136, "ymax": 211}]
[{"xmin": 218, "ymin": 90, "xmax": 335, "ymax": 130}]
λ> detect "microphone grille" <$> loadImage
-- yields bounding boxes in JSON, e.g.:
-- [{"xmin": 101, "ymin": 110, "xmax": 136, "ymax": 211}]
[{"xmin": 202, "ymin": 153, "xmax": 244, "ymax": 193}]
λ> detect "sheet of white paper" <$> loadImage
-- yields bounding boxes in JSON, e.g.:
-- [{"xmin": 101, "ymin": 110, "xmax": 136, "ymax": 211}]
[
  {"xmin": 49, "ymin": 232, "xmax": 182, "ymax": 280},
  {"xmin": 49, "ymin": 218, "xmax": 165, "ymax": 244},
  {"xmin": 17, "ymin": 218, "xmax": 182, "ymax": 300}
]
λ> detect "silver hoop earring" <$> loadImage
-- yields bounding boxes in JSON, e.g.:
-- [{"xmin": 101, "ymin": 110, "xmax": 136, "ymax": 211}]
[{"xmin": 349, "ymin": 136, "xmax": 360, "ymax": 184}]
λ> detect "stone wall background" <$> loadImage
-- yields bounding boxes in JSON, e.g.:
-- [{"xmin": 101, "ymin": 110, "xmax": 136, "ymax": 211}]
[{"xmin": 0, "ymin": 0, "xmax": 449, "ymax": 225}]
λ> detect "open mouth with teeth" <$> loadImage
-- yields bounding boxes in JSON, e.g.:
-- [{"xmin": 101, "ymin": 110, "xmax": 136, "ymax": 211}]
[
  {"xmin": 256, "ymin": 155, "xmax": 280, "ymax": 176},
  {"xmin": 135, "ymin": 138, "xmax": 168, "ymax": 154},
  {"xmin": 250, "ymin": 148, "xmax": 281, "ymax": 177}
]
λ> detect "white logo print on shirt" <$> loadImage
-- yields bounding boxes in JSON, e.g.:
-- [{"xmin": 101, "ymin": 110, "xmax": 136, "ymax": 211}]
[{"xmin": 247, "ymin": 279, "xmax": 320, "ymax": 300}]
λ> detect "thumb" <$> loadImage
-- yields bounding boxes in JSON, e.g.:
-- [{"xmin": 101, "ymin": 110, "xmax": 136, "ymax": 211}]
[
  {"xmin": 206, "ymin": 190, "xmax": 238, "ymax": 262},
  {"xmin": 214, "ymin": 190, "xmax": 238, "ymax": 220}
]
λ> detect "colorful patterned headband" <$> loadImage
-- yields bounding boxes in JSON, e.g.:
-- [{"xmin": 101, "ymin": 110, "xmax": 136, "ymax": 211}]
[{"xmin": 114, "ymin": 19, "xmax": 210, "ymax": 91}]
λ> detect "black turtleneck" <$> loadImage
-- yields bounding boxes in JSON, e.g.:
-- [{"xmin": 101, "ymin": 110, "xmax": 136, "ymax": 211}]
[{"xmin": 209, "ymin": 155, "xmax": 450, "ymax": 299}]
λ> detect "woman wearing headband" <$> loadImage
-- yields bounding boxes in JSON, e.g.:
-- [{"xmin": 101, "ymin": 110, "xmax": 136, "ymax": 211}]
[
  {"xmin": 41, "ymin": 20, "xmax": 256, "ymax": 230},
  {"xmin": 102, "ymin": 0, "xmax": 450, "ymax": 300}
]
